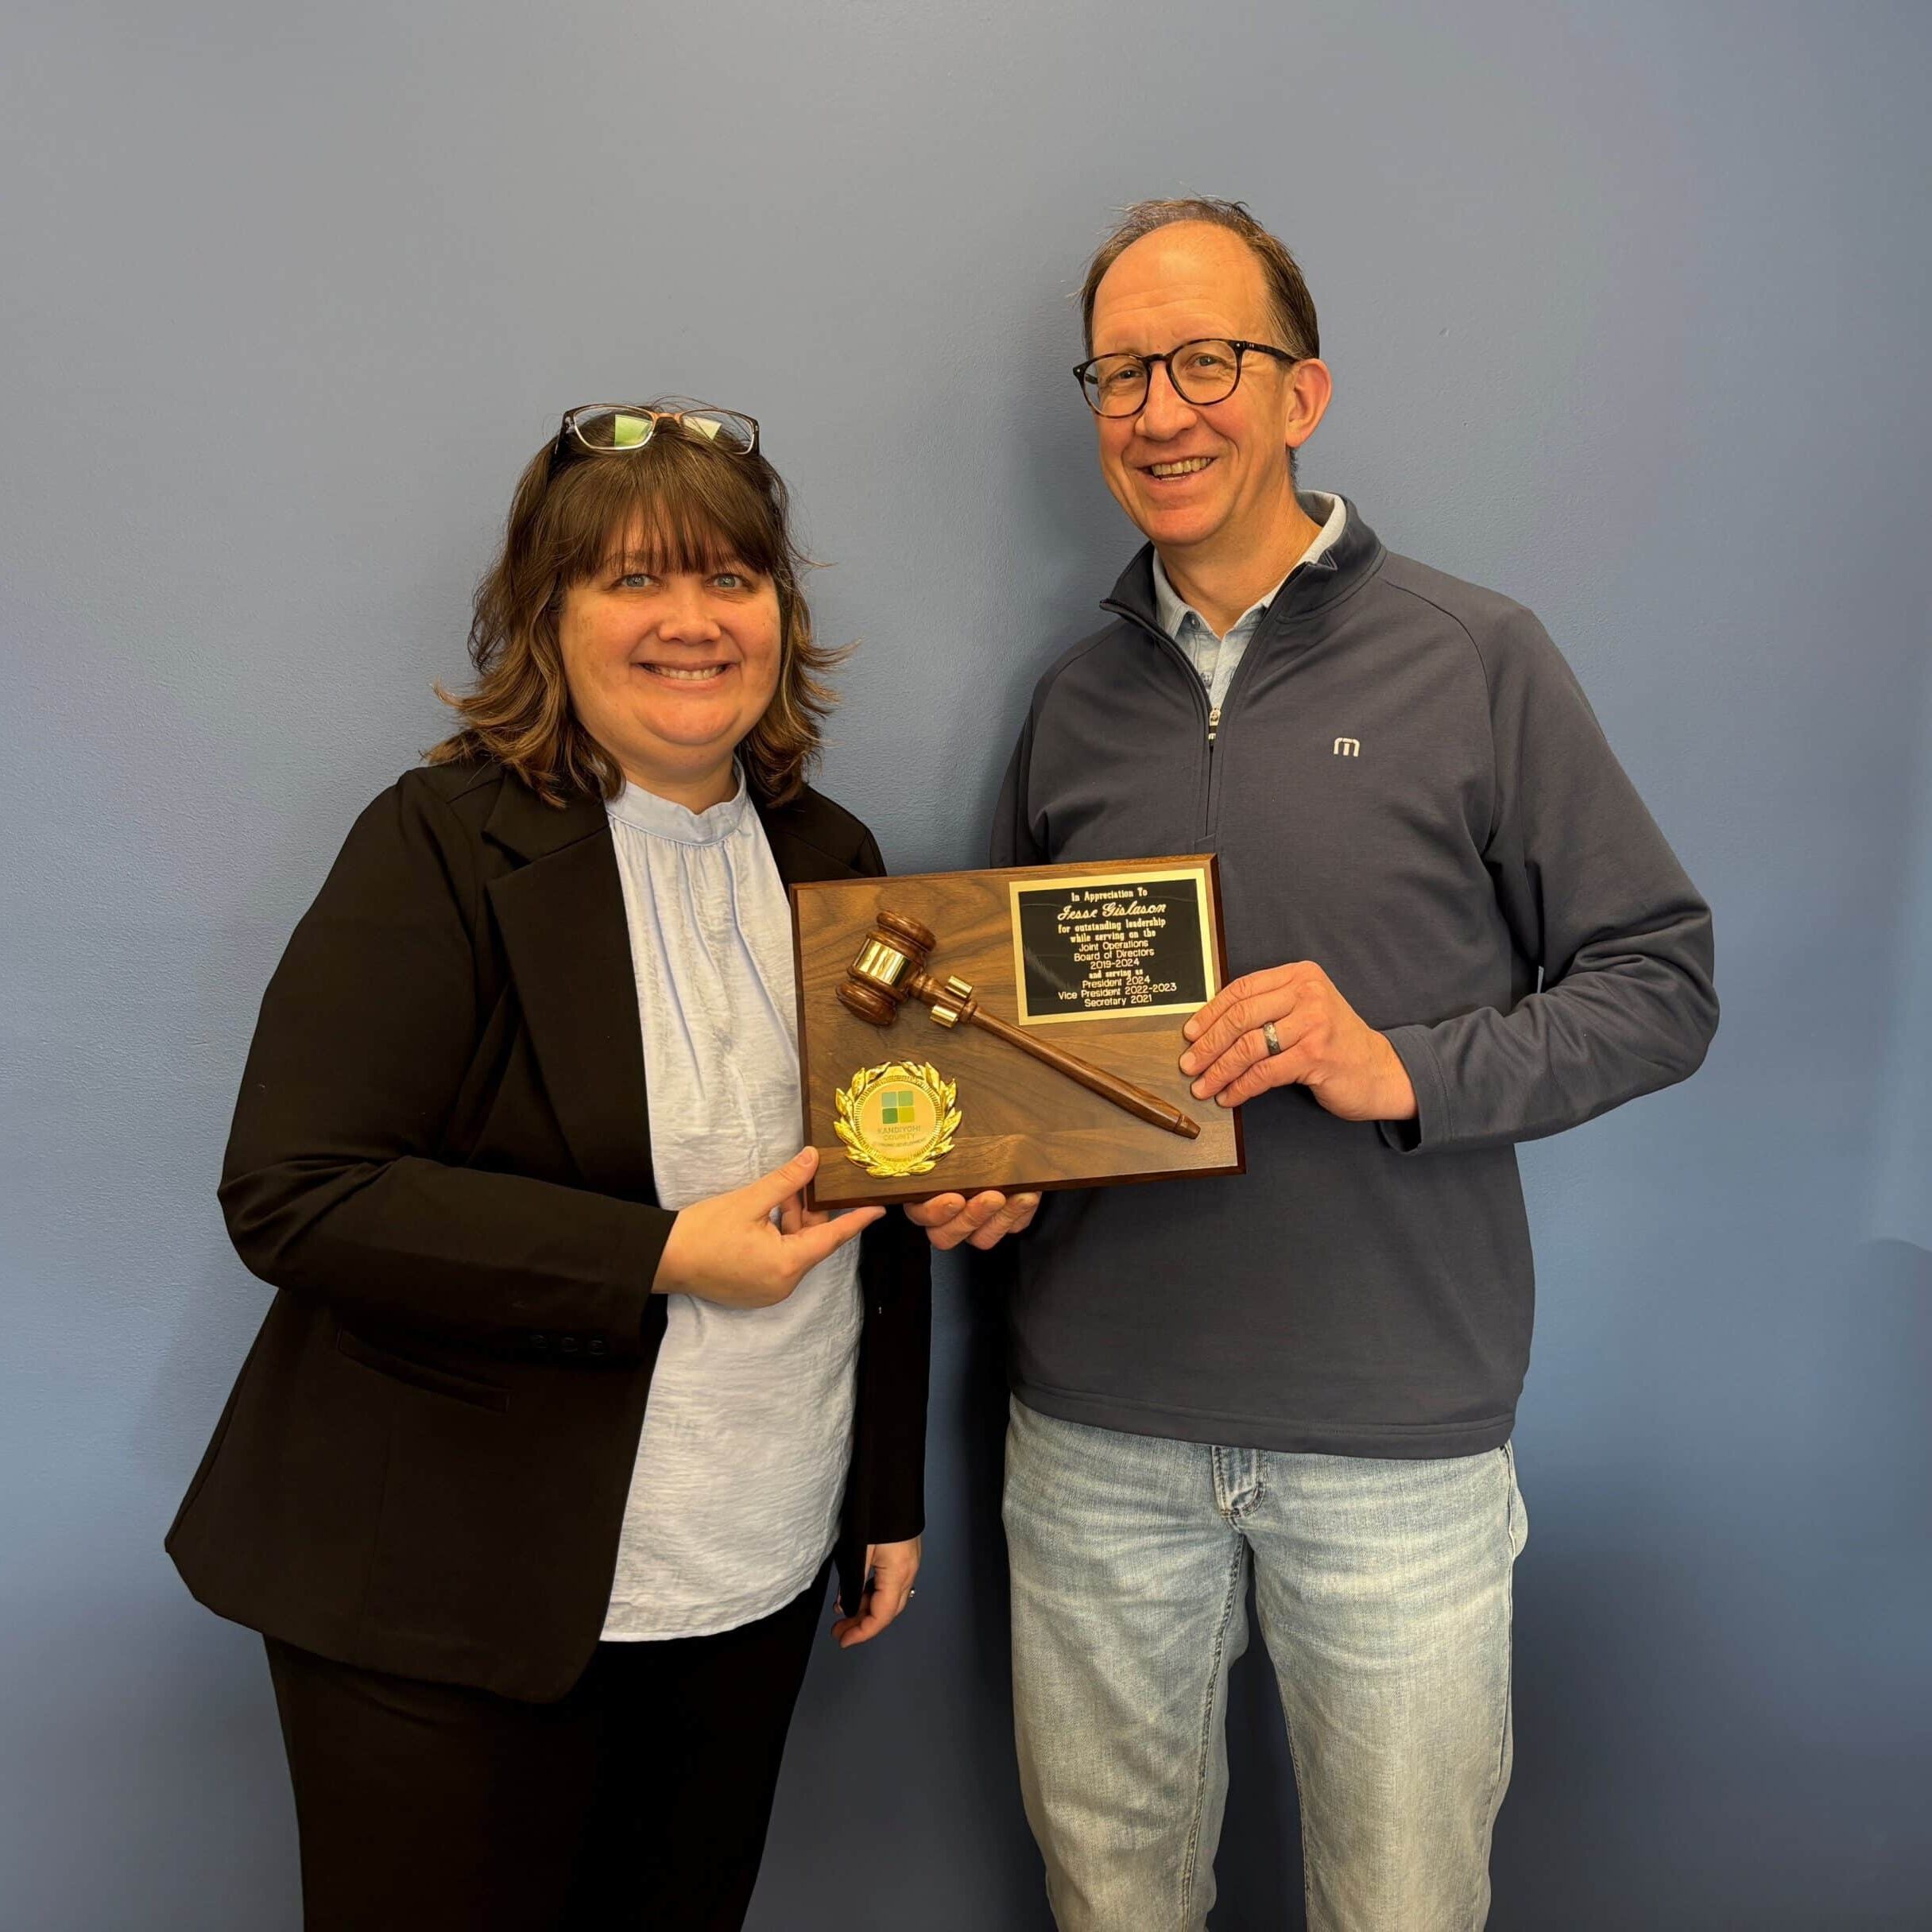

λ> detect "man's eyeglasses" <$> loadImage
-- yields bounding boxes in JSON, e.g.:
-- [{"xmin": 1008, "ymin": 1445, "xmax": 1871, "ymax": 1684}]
[
  {"xmin": 1072, "ymin": 339, "xmax": 1298, "ymax": 417},
  {"xmin": 552, "ymin": 402, "xmax": 761, "ymax": 465}
]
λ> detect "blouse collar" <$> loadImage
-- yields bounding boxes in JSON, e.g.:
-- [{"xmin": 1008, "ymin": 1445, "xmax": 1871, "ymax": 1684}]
[{"xmin": 605, "ymin": 764, "xmax": 753, "ymax": 846}]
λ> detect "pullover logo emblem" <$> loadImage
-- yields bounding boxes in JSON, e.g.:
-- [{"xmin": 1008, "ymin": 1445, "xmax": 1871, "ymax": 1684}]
[{"xmin": 1333, "ymin": 737, "xmax": 1361, "ymax": 757}]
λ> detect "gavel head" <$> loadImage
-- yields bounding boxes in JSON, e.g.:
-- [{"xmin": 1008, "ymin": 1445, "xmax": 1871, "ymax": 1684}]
[{"xmin": 836, "ymin": 910, "xmax": 937, "ymax": 1028}]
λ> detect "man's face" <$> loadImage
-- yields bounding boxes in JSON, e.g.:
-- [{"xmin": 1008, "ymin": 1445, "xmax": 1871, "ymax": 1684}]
[{"xmin": 1088, "ymin": 223, "xmax": 1300, "ymax": 558}]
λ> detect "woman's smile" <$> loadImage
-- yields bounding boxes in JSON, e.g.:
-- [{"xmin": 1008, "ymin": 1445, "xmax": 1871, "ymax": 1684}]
[{"xmin": 635, "ymin": 660, "xmax": 732, "ymax": 683}]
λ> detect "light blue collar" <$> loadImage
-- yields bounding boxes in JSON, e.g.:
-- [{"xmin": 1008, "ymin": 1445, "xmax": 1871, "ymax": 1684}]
[
  {"xmin": 605, "ymin": 764, "xmax": 753, "ymax": 846},
  {"xmin": 1152, "ymin": 490, "xmax": 1347, "ymax": 642}
]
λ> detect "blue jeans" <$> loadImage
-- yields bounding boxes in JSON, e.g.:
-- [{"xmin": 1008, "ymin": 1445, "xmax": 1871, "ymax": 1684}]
[{"xmin": 1005, "ymin": 1399, "xmax": 1527, "ymax": 1932}]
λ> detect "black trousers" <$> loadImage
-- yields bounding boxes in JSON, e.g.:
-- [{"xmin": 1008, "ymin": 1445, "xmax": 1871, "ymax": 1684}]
[{"xmin": 265, "ymin": 1566, "xmax": 827, "ymax": 1931}]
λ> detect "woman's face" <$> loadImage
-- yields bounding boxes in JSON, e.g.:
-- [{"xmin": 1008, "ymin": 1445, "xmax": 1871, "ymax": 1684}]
[{"xmin": 558, "ymin": 523, "xmax": 783, "ymax": 810}]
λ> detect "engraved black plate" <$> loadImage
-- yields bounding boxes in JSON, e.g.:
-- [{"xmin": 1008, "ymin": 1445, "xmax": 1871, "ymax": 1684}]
[{"xmin": 1010, "ymin": 866, "xmax": 1214, "ymax": 1025}]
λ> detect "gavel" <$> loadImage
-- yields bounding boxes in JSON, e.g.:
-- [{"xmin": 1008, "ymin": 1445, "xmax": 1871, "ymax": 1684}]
[{"xmin": 837, "ymin": 911, "xmax": 1202, "ymax": 1140}]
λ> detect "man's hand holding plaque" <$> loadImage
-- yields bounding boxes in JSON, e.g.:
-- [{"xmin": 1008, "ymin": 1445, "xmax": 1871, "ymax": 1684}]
[
  {"xmin": 904, "ymin": 1187, "xmax": 1043, "ymax": 1253},
  {"xmin": 1179, "ymin": 962, "xmax": 1419, "ymax": 1122}
]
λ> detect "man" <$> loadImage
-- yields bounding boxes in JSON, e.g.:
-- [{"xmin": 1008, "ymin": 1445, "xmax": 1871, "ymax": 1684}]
[{"xmin": 910, "ymin": 198, "xmax": 1717, "ymax": 1931}]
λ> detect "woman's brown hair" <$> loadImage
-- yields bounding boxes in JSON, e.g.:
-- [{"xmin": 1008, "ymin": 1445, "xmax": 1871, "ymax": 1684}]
[{"xmin": 428, "ymin": 412, "xmax": 841, "ymax": 807}]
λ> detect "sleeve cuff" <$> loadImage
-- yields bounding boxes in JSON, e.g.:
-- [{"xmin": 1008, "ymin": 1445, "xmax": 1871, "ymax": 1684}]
[
  {"xmin": 1378, "ymin": 1024, "xmax": 1450, "ymax": 1154},
  {"xmin": 860, "ymin": 1505, "xmax": 926, "ymax": 1545},
  {"xmin": 604, "ymin": 1201, "xmax": 678, "ymax": 1360}
]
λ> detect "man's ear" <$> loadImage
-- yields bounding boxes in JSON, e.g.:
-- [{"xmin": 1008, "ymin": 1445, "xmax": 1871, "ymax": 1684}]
[{"xmin": 1284, "ymin": 357, "xmax": 1334, "ymax": 455}]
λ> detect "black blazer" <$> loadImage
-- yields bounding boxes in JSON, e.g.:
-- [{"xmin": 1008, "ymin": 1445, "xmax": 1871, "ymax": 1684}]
[{"xmin": 168, "ymin": 761, "xmax": 930, "ymax": 1702}]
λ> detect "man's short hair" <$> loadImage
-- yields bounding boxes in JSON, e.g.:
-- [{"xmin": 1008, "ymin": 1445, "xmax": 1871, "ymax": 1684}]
[{"xmin": 1078, "ymin": 197, "xmax": 1320, "ymax": 362}]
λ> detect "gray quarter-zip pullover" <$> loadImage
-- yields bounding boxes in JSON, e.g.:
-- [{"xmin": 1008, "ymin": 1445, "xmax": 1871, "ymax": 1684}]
[{"xmin": 993, "ymin": 498, "xmax": 1717, "ymax": 1457}]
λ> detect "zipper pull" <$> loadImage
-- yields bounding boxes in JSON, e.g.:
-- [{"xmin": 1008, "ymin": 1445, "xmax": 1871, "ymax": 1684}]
[{"xmin": 1207, "ymin": 704, "xmax": 1222, "ymax": 745}]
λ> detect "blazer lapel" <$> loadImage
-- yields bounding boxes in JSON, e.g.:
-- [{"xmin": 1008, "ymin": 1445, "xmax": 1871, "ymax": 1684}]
[
  {"xmin": 757, "ymin": 793, "xmax": 868, "ymax": 888},
  {"xmin": 480, "ymin": 779, "xmax": 868, "ymax": 1200},
  {"xmin": 483, "ymin": 781, "xmax": 654, "ymax": 1201}
]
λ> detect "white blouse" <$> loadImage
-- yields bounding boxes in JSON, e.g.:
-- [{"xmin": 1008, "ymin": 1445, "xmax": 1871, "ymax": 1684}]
[{"xmin": 598, "ymin": 772, "xmax": 861, "ymax": 1641}]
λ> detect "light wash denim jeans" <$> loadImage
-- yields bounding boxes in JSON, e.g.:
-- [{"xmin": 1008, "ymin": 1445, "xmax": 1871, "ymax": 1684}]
[{"xmin": 1005, "ymin": 1399, "xmax": 1527, "ymax": 1932}]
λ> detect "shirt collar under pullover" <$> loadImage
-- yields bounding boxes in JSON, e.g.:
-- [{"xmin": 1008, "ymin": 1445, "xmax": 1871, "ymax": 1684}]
[{"xmin": 1104, "ymin": 493, "xmax": 1384, "ymax": 665}]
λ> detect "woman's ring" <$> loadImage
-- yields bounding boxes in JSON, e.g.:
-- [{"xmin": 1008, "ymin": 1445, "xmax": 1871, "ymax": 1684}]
[{"xmin": 1262, "ymin": 1020, "xmax": 1283, "ymax": 1056}]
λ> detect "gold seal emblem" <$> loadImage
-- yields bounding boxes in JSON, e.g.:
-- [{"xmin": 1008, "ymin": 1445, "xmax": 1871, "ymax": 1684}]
[{"xmin": 834, "ymin": 1060, "xmax": 961, "ymax": 1179}]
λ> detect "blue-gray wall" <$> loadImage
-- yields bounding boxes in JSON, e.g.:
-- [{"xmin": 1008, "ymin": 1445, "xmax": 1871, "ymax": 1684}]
[{"xmin": 3, "ymin": 3, "xmax": 1928, "ymax": 1926}]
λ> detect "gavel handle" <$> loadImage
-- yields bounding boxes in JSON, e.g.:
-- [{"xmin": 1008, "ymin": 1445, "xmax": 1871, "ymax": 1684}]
[{"xmin": 962, "ymin": 1005, "xmax": 1202, "ymax": 1141}]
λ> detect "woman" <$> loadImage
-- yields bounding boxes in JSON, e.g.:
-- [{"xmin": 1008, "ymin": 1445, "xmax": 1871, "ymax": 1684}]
[{"xmin": 168, "ymin": 401, "xmax": 930, "ymax": 1930}]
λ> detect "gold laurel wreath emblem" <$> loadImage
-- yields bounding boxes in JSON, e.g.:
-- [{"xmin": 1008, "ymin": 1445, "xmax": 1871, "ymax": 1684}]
[{"xmin": 834, "ymin": 1060, "xmax": 962, "ymax": 1179}]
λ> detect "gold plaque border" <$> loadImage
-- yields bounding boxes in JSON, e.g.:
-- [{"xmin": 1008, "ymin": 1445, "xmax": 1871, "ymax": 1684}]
[
  {"xmin": 834, "ymin": 1060, "xmax": 962, "ymax": 1178},
  {"xmin": 1008, "ymin": 863, "xmax": 1217, "ymax": 1028}
]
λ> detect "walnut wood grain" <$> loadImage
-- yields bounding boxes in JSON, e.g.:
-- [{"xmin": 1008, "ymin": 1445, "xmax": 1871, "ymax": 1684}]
[{"xmin": 792, "ymin": 856, "xmax": 1244, "ymax": 1208}]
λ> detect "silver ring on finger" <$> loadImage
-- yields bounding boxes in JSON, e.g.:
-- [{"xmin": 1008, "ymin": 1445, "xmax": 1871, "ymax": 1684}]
[{"xmin": 1262, "ymin": 1020, "xmax": 1283, "ymax": 1056}]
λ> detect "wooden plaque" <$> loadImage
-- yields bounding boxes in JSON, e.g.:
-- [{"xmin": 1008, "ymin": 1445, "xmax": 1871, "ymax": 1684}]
[{"xmin": 792, "ymin": 855, "xmax": 1245, "ymax": 1209}]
